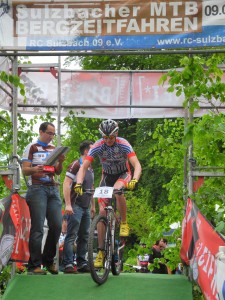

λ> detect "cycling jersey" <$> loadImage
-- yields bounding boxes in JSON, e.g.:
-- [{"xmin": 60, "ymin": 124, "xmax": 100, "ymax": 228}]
[
  {"xmin": 65, "ymin": 158, "xmax": 94, "ymax": 208},
  {"xmin": 22, "ymin": 139, "xmax": 56, "ymax": 185},
  {"xmin": 86, "ymin": 137, "xmax": 136, "ymax": 175}
]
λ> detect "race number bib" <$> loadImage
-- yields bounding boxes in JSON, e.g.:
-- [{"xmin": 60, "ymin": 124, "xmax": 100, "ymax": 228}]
[{"xmin": 93, "ymin": 187, "xmax": 113, "ymax": 198}]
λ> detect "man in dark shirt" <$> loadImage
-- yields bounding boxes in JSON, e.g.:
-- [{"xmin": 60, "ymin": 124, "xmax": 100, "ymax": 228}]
[
  {"xmin": 149, "ymin": 238, "xmax": 169, "ymax": 274},
  {"xmin": 62, "ymin": 140, "xmax": 95, "ymax": 274}
]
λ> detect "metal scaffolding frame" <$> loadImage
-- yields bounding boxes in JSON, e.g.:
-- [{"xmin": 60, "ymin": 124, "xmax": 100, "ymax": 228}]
[
  {"xmin": 1, "ymin": 48, "xmax": 225, "ymax": 280},
  {"xmin": 1, "ymin": 48, "xmax": 225, "ymax": 57},
  {"xmin": 1, "ymin": 49, "xmax": 225, "ymax": 197}
]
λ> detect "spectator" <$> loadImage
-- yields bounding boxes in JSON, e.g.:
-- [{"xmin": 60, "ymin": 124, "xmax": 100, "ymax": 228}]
[
  {"xmin": 62, "ymin": 140, "xmax": 95, "ymax": 274},
  {"xmin": 59, "ymin": 215, "xmax": 68, "ymax": 250},
  {"xmin": 149, "ymin": 238, "xmax": 169, "ymax": 274},
  {"xmin": 22, "ymin": 122, "xmax": 65, "ymax": 275},
  {"xmin": 58, "ymin": 215, "xmax": 68, "ymax": 271},
  {"xmin": 137, "ymin": 243, "xmax": 150, "ymax": 273}
]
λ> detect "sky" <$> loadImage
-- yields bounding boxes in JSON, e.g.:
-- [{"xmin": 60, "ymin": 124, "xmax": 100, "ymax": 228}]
[{"xmin": 27, "ymin": 55, "xmax": 80, "ymax": 70}]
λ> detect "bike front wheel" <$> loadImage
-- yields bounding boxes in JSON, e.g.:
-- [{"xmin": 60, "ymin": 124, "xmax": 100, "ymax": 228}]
[
  {"xmin": 88, "ymin": 214, "xmax": 112, "ymax": 285},
  {"xmin": 111, "ymin": 221, "xmax": 124, "ymax": 275}
]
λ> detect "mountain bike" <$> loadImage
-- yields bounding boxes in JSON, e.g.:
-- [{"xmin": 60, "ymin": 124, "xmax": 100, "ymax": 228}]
[{"xmin": 86, "ymin": 186, "xmax": 126, "ymax": 285}]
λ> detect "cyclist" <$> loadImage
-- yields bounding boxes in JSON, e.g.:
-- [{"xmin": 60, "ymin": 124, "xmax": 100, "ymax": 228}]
[{"xmin": 74, "ymin": 119, "xmax": 142, "ymax": 268}]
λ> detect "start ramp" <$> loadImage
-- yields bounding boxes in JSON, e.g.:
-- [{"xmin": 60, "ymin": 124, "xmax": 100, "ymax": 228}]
[{"xmin": 3, "ymin": 273, "xmax": 192, "ymax": 300}]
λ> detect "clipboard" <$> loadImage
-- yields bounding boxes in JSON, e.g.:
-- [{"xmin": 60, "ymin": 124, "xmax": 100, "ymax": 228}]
[{"xmin": 44, "ymin": 146, "xmax": 70, "ymax": 166}]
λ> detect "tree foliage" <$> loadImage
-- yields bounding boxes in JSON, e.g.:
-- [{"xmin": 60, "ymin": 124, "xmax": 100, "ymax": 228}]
[
  {"xmin": 64, "ymin": 53, "xmax": 184, "ymax": 70},
  {"xmin": 159, "ymin": 54, "xmax": 225, "ymax": 111}
]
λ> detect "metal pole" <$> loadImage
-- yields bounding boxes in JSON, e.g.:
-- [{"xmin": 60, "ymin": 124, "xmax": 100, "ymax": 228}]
[
  {"xmin": 57, "ymin": 56, "xmax": 61, "ymax": 146},
  {"xmin": 10, "ymin": 53, "xmax": 19, "ymax": 278},
  {"xmin": 187, "ymin": 52, "xmax": 194, "ymax": 197},
  {"xmin": 1, "ymin": 48, "xmax": 225, "ymax": 57},
  {"xmin": 55, "ymin": 56, "xmax": 62, "ymax": 271},
  {"xmin": 11, "ymin": 54, "xmax": 20, "ymax": 191},
  {"xmin": 183, "ymin": 109, "xmax": 188, "ymax": 202},
  {"xmin": 188, "ymin": 98, "xmax": 194, "ymax": 196}
]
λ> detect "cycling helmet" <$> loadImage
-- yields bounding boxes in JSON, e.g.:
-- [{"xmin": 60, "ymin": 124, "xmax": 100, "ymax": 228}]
[{"xmin": 99, "ymin": 119, "xmax": 119, "ymax": 136}]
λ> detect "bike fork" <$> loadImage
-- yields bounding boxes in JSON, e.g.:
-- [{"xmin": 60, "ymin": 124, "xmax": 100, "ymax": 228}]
[{"xmin": 104, "ymin": 213, "xmax": 112, "ymax": 270}]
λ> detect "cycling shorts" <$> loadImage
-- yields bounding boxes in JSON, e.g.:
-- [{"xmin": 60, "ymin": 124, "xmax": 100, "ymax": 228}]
[{"xmin": 98, "ymin": 171, "xmax": 131, "ymax": 207}]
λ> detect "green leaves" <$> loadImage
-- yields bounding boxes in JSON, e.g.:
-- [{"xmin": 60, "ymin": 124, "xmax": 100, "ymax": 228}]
[
  {"xmin": 156, "ymin": 54, "xmax": 225, "ymax": 238},
  {"xmin": 159, "ymin": 54, "xmax": 225, "ymax": 110},
  {"xmin": 215, "ymin": 221, "xmax": 225, "ymax": 233},
  {"xmin": 0, "ymin": 71, "xmax": 26, "ymax": 99},
  {"xmin": 0, "ymin": 71, "xmax": 8, "ymax": 82},
  {"xmin": 183, "ymin": 123, "xmax": 194, "ymax": 145}
]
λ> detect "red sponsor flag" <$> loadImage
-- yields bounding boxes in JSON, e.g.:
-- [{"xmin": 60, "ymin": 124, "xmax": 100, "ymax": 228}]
[{"xmin": 181, "ymin": 198, "xmax": 225, "ymax": 300}]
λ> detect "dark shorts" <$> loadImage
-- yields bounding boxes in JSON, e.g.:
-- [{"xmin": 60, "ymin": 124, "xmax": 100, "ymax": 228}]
[
  {"xmin": 99, "ymin": 172, "xmax": 131, "ymax": 187},
  {"xmin": 98, "ymin": 172, "xmax": 131, "ymax": 206}
]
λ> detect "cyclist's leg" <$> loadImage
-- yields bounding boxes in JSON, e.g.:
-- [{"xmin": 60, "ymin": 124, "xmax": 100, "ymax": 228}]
[
  {"xmin": 114, "ymin": 180, "xmax": 126, "ymax": 223},
  {"xmin": 114, "ymin": 172, "xmax": 131, "ymax": 223},
  {"xmin": 94, "ymin": 199, "xmax": 109, "ymax": 268},
  {"xmin": 97, "ymin": 198, "xmax": 108, "ymax": 249},
  {"xmin": 114, "ymin": 172, "xmax": 131, "ymax": 236}
]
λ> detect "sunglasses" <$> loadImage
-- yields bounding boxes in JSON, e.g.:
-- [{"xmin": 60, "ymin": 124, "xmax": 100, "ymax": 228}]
[{"xmin": 103, "ymin": 135, "xmax": 115, "ymax": 140}]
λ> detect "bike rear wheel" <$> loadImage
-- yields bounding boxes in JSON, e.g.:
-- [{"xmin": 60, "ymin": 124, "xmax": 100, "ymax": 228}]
[{"xmin": 88, "ymin": 214, "xmax": 112, "ymax": 285}]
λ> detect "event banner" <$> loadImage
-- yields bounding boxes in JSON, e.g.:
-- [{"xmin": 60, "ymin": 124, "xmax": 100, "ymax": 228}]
[
  {"xmin": 0, "ymin": 0, "xmax": 225, "ymax": 51},
  {"xmin": 1, "ymin": 67, "xmax": 225, "ymax": 119},
  {"xmin": 180, "ymin": 198, "xmax": 225, "ymax": 300}
]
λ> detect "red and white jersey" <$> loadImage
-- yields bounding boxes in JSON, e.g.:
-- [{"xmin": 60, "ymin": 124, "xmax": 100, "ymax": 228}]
[{"xmin": 86, "ymin": 137, "xmax": 136, "ymax": 175}]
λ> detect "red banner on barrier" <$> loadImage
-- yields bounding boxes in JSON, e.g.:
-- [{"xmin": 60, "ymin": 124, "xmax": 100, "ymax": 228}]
[
  {"xmin": 10, "ymin": 194, "xmax": 30, "ymax": 262},
  {"xmin": 0, "ymin": 195, "xmax": 15, "ymax": 271},
  {"xmin": 180, "ymin": 198, "xmax": 225, "ymax": 300}
]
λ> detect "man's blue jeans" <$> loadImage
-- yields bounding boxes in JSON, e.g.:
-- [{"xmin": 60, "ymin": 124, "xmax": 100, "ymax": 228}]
[
  {"xmin": 26, "ymin": 185, "xmax": 62, "ymax": 270},
  {"xmin": 63, "ymin": 204, "xmax": 90, "ymax": 268}
]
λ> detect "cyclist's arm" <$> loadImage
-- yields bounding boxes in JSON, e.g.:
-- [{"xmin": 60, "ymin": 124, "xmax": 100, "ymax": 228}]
[
  {"xmin": 76, "ymin": 159, "xmax": 91, "ymax": 184},
  {"xmin": 128, "ymin": 156, "xmax": 142, "ymax": 180}
]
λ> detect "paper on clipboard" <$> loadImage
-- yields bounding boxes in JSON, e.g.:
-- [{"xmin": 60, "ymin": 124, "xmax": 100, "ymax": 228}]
[{"xmin": 44, "ymin": 146, "xmax": 70, "ymax": 166}]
